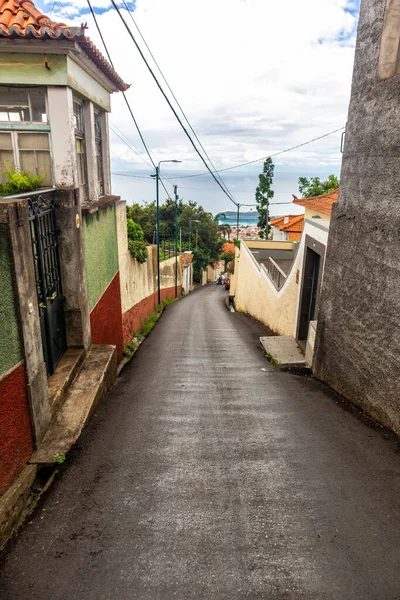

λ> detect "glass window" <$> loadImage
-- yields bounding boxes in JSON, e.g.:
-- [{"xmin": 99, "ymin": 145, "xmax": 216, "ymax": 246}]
[
  {"xmin": 73, "ymin": 98, "xmax": 87, "ymax": 198},
  {"xmin": 94, "ymin": 110, "xmax": 104, "ymax": 196},
  {"xmin": 18, "ymin": 133, "xmax": 52, "ymax": 186},
  {"xmin": 0, "ymin": 132, "xmax": 14, "ymax": 184},
  {"xmin": 0, "ymin": 88, "xmax": 47, "ymax": 123}
]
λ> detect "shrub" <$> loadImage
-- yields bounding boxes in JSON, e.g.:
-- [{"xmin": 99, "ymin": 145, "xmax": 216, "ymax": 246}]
[
  {"xmin": 0, "ymin": 164, "xmax": 46, "ymax": 196},
  {"xmin": 127, "ymin": 218, "xmax": 148, "ymax": 263}
]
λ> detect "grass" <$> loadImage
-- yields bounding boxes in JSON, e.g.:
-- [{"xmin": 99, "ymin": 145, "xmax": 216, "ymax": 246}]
[{"xmin": 266, "ymin": 353, "xmax": 281, "ymax": 366}]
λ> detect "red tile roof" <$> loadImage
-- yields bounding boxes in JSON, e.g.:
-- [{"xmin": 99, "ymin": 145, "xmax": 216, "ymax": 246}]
[
  {"xmin": 292, "ymin": 188, "xmax": 339, "ymax": 216},
  {"xmin": 280, "ymin": 214, "xmax": 304, "ymax": 233},
  {"xmin": 0, "ymin": 0, "xmax": 129, "ymax": 91},
  {"xmin": 270, "ymin": 215, "xmax": 299, "ymax": 228}
]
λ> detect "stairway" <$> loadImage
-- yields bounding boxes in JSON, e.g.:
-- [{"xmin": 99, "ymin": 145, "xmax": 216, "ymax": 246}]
[{"xmin": 30, "ymin": 345, "xmax": 117, "ymax": 465}]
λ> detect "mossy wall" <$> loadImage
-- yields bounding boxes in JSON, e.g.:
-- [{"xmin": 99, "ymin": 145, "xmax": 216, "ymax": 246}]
[
  {"xmin": 82, "ymin": 205, "xmax": 119, "ymax": 311},
  {"xmin": 0, "ymin": 225, "xmax": 23, "ymax": 377}
]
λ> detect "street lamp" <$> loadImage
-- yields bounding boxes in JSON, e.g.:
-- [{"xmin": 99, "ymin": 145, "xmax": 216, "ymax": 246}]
[
  {"xmin": 189, "ymin": 219, "xmax": 200, "ymax": 251},
  {"xmin": 153, "ymin": 160, "xmax": 182, "ymax": 305}
]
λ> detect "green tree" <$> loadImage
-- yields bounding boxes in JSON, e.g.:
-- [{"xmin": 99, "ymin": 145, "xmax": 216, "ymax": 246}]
[
  {"xmin": 126, "ymin": 218, "xmax": 148, "ymax": 263},
  {"xmin": 255, "ymin": 157, "xmax": 274, "ymax": 239},
  {"xmin": 126, "ymin": 202, "xmax": 156, "ymax": 243},
  {"xmin": 298, "ymin": 174, "xmax": 339, "ymax": 198}
]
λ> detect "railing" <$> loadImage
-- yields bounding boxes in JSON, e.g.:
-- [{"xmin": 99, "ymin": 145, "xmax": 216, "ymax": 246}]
[
  {"xmin": 262, "ymin": 257, "xmax": 287, "ymax": 291},
  {"xmin": 159, "ymin": 238, "xmax": 177, "ymax": 261}
]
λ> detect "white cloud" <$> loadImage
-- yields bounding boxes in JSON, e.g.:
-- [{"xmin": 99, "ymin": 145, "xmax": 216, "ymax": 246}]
[{"xmin": 42, "ymin": 0, "xmax": 357, "ymax": 208}]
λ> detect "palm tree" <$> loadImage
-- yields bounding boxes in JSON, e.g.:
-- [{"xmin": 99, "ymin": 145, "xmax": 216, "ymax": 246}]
[{"xmin": 214, "ymin": 212, "xmax": 226, "ymax": 222}]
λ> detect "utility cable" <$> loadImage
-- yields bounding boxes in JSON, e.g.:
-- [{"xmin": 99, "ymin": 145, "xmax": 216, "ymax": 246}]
[
  {"xmin": 174, "ymin": 126, "xmax": 345, "ymax": 178},
  {"xmin": 109, "ymin": 125, "xmax": 153, "ymax": 169},
  {"xmin": 86, "ymin": 0, "xmax": 171, "ymax": 199},
  {"xmin": 119, "ymin": 0, "xmax": 235, "ymax": 202},
  {"xmin": 109, "ymin": 0, "xmax": 239, "ymax": 207}
]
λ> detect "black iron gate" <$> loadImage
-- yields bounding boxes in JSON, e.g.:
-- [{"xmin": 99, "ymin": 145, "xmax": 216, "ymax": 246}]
[{"xmin": 28, "ymin": 192, "xmax": 67, "ymax": 376}]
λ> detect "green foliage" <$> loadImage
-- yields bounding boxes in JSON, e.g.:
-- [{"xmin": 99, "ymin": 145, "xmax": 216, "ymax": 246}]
[
  {"xmin": 53, "ymin": 453, "xmax": 66, "ymax": 464},
  {"xmin": 266, "ymin": 353, "xmax": 281, "ymax": 366},
  {"xmin": 298, "ymin": 174, "xmax": 339, "ymax": 198},
  {"xmin": 218, "ymin": 223, "xmax": 232, "ymax": 240},
  {"xmin": 0, "ymin": 164, "xmax": 46, "ymax": 196},
  {"xmin": 127, "ymin": 218, "xmax": 148, "ymax": 263},
  {"xmin": 255, "ymin": 158, "xmax": 274, "ymax": 239},
  {"xmin": 221, "ymin": 250, "xmax": 235, "ymax": 264},
  {"xmin": 233, "ymin": 238, "xmax": 241, "ymax": 248},
  {"xmin": 127, "ymin": 198, "xmax": 222, "ymax": 278}
]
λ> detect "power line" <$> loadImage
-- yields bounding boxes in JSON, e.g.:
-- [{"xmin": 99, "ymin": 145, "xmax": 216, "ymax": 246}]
[
  {"xmin": 119, "ymin": 0, "xmax": 236, "ymax": 203},
  {"xmin": 109, "ymin": 0, "xmax": 239, "ymax": 207},
  {"xmin": 174, "ymin": 126, "xmax": 345, "ymax": 179},
  {"xmin": 109, "ymin": 125, "xmax": 153, "ymax": 169},
  {"xmin": 86, "ymin": 0, "xmax": 172, "ymax": 199}
]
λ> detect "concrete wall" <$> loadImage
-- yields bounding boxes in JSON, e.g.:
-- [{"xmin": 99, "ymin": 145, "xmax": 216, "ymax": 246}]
[
  {"xmin": 82, "ymin": 204, "xmax": 123, "ymax": 359},
  {"xmin": 313, "ymin": 0, "xmax": 400, "ymax": 435},
  {"xmin": 0, "ymin": 225, "xmax": 33, "ymax": 495},
  {"xmin": 235, "ymin": 222, "xmax": 328, "ymax": 336},
  {"xmin": 116, "ymin": 202, "xmax": 182, "ymax": 343}
]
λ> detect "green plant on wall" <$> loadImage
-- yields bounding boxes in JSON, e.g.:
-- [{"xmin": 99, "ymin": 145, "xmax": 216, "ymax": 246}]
[
  {"xmin": 0, "ymin": 164, "xmax": 45, "ymax": 196},
  {"xmin": 127, "ymin": 218, "xmax": 148, "ymax": 263}
]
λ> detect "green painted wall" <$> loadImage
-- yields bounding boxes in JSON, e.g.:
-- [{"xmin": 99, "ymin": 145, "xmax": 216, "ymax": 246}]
[
  {"xmin": 0, "ymin": 53, "xmax": 67, "ymax": 86},
  {"xmin": 82, "ymin": 205, "xmax": 119, "ymax": 311},
  {"xmin": 0, "ymin": 226, "xmax": 23, "ymax": 377}
]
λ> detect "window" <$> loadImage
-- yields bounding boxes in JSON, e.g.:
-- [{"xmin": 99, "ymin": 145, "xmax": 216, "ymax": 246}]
[
  {"xmin": 0, "ymin": 89, "xmax": 51, "ymax": 186},
  {"xmin": 0, "ymin": 88, "xmax": 47, "ymax": 123},
  {"xmin": 0, "ymin": 132, "xmax": 52, "ymax": 186},
  {"xmin": 94, "ymin": 109, "xmax": 104, "ymax": 196},
  {"xmin": 73, "ymin": 98, "xmax": 87, "ymax": 198}
]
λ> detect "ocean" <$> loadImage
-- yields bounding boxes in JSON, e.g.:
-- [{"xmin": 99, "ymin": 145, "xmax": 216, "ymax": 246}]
[{"xmin": 111, "ymin": 166, "xmax": 339, "ymax": 218}]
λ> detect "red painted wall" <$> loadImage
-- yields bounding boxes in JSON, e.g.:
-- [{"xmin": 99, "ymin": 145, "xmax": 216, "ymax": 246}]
[
  {"xmin": 90, "ymin": 272, "xmax": 124, "ymax": 361},
  {"xmin": 0, "ymin": 363, "xmax": 33, "ymax": 495},
  {"xmin": 122, "ymin": 285, "xmax": 182, "ymax": 344}
]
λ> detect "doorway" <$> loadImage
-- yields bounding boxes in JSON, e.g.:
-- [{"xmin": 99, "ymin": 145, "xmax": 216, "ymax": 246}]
[
  {"xmin": 298, "ymin": 247, "xmax": 321, "ymax": 341},
  {"xmin": 28, "ymin": 193, "xmax": 67, "ymax": 376}
]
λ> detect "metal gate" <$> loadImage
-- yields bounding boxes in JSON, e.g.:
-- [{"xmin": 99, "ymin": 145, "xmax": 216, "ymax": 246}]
[{"xmin": 28, "ymin": 192, "xmax": 67, "ymax": 376}]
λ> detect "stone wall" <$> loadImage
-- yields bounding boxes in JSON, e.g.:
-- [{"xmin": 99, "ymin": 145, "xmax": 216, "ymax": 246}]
[{"xmin": 313, "ymin": 0, "xmax": 400, "ymax": 435}]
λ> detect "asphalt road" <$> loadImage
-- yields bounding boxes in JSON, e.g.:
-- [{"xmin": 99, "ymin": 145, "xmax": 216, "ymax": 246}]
[{"xmin": 1, "ymin": 285, "xmax": 400, "ymax": 599}]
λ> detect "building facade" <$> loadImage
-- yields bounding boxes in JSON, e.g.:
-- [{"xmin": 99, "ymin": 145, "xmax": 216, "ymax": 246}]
[
  {"xmin": 313, "ymin": 0, "xmax": 400, "ymax": 435},
  {"xmin": 0, "ymin": 0, "xmax": 126, "ymax": 495}
]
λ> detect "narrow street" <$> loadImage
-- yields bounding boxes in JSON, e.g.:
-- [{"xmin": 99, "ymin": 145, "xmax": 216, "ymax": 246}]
[{"xmin": 1, "ymin": 285, "xmax": 400, "ymax": 600}]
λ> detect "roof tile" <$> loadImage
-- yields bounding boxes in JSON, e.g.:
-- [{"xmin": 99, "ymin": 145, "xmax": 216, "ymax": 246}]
[
  {"xmin": 292, "ymin": 188, "xmax": 339, "ymax": 216},
  {"xmin": 0, "ymin": 0, "xmax": 129, "ymax": 91}
]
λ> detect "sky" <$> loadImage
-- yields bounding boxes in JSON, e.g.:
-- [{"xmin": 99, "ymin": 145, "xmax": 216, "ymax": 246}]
[{"xmin": 39, "ymin": 0, "xmax": 360, "ymax": 214}]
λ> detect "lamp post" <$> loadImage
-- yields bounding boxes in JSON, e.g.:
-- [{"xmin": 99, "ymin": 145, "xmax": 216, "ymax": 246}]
[
  {"xmin": 189, "ymin": 219, "xmax": 200, "ymax": 251},
  {"xmin": 173, "ymin": 184, "xmax": 179, "ymax": 298},
  {"xmin": 153, "ymin": 160, "xmax": 182, "ymax": 305}
]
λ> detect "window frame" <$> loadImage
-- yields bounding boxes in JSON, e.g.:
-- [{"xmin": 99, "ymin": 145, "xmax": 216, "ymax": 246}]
[
  {"xmin": 73, "ymin": 97, "xmax": 88, "ymax": 200},
  {"xmin": 0, "ymin": 87, "xmax": 48, "ymax": 124},
  {"xmin": 93, "ymin": 108, "xmax": 104, "ymax": 197}
]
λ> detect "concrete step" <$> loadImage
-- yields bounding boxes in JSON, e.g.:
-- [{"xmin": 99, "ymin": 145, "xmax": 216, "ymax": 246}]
[
  {"xmin": 48, "ymin": 348, "xmax": 85, "ymax": 417},
  {"xmin": 30, "ymin": 345, "xmax": 117, "ymax": 465},
  {"xmin": 260, "ymin": 335, "xmax": 306, "ymax": 367}
]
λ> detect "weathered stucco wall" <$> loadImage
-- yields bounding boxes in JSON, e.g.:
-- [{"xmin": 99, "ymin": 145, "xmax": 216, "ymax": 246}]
[
  {"xmin": 0, "ymin": 363, "xmax": 33, "ymax": 495},
  {"xmin": 83, "ymin": 204, "xmax": 119, "ymax": 311},
  {"xmin": 235, "ymin": 222, "xmax": 328, "ymax": 336},
  {"xmin": 0, "ymin": 226, "xmax": 33, "ymax": 495},
  {"xmin": 116, "ymin": 202, "xmax": 181, "ymax": 342},
  {"xmin": 0, "ymin": 225, "xmax": 23, "ymax": 377},
  {"xmin": 235, "ymin": 242, "xmax": 302, "ymax": 336},
  {"xmin": 313, "ymin": 0, "xmax": 400, "ymax": 435},
  {"xmin": 82, "ymin": 204, "xmax": 123, "ymax": 359}
]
